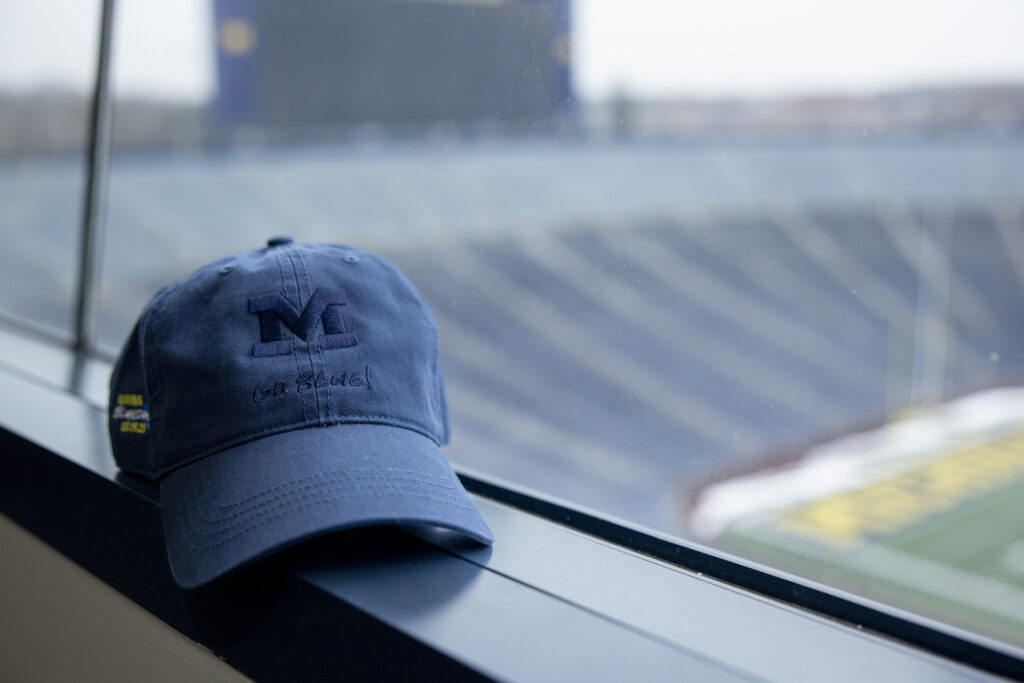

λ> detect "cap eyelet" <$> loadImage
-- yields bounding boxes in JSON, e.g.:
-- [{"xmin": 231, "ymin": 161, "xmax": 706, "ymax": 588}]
[
  {"xmin": 219, "ymin": 265, "xmax": 234, "ymax": 275},
  {"xmin": 343, "ymin": 254, "xmax": 360, "ymax": 264}
]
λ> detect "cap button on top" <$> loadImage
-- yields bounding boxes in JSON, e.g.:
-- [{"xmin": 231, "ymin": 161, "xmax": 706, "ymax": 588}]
[{"xmin": 267, "ymin": 236, "xmax": 294, "ymax": 247}]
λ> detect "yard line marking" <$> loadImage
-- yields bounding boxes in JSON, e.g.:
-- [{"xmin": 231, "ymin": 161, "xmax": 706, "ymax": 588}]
[{"xmin": 849, "ymin": 544, "xmax": 1024, "ymax": 625}]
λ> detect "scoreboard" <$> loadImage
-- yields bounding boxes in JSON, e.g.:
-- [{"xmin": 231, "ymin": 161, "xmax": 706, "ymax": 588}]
[{"xmin": 212, "ymin": 0, "xmax": 573, "ymax": 132}]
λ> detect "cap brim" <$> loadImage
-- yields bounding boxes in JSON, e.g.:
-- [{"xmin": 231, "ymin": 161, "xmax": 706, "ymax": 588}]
[{"xmin": 159, "ymin": 424, "xmax": 493, "ymax": 588}]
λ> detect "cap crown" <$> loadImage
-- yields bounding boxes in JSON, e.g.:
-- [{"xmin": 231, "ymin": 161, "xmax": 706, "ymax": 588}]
[{"xmin": 109, "ymin": 242, "xmax": 448, "ymax": 480}]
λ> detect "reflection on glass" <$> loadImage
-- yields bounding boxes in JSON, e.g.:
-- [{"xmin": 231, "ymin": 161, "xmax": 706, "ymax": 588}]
[
  {"xmin": 98, "ymin": 0, "xmax": 1024, "ymax": 646},
  {"xmin": 0, "ymin": 1, "xmax": 101, "ymax": 335}
]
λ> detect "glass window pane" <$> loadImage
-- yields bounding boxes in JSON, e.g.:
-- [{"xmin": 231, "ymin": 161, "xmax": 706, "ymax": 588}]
[
  {"xmin": 0, "ymin": 1, "xmax": 102, "ymax": 336},
  {"xmin": 98, "ymin": 0, "xmax": 1024, "ymax": 647}
]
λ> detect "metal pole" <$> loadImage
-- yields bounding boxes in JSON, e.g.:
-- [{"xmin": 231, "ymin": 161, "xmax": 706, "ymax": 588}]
[{"xmin": 73, "ymin": 0, "xmax": 116, "ymax": 354}]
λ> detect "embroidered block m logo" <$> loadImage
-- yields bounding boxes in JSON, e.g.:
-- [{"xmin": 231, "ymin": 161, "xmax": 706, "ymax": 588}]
[{"xmin": 248, "ymin": 288, "xmax": 357, "ymax": 357}]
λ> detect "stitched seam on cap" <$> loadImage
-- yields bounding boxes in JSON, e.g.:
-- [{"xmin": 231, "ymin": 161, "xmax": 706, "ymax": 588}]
[
  {"xmin": 156, "ymin": 416, "xmax": 441, "ymax": 479},
  {"xmin": 298, "ymin": 247, "xmax": 333, "ymax": 424},
  {"xmin": 180, "ymin": 480, "xmax": 475, "ymax": 550},
  {"xmin": 141, "ymin": 286, "xmax": 174, "ymax": 475},
  {"xmin": 285, "ymin": 246, "xmax": 323, "ymax": 425},
  {"xmin": 189, "ymin": 470, "xmax": 467, "ymax": 525},
  {"xmin": 185, "ymin": 480, "xmax": 476, "ymax": 541},
  {"xmin": 198, "ymin": 466, "xmax": 456, "ymax": 512},
  {"xmin": 273, "ymin": 248, "xmax": 307, "ymax": 423}
]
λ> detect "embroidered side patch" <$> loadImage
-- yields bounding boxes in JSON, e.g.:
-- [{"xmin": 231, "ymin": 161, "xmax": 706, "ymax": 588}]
[{"xmin": 113, "ymin": 393, "xmax": 150, "ymax": 434}]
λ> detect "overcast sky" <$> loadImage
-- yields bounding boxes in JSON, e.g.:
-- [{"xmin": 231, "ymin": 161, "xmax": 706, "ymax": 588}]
[{"xmin": 1, "ymin": 0, "xmax": 1023, "ymax": 101}]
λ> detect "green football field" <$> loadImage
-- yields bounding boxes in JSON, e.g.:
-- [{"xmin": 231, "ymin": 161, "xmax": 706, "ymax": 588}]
[{"xmin": 718, "ymin": 433, "xmax": 1024, "ymax": 646}]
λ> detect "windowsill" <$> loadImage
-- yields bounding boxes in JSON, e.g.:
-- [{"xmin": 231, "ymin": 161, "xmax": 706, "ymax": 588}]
[{"xmin": 0, "ymin": 325, "xmax": 1017, "ymax": 682}]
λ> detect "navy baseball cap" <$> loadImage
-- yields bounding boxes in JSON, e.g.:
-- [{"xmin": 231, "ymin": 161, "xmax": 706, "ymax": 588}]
[{"xmin": 109, "ymin": 237, "xmax": 493, "ymax": 588}]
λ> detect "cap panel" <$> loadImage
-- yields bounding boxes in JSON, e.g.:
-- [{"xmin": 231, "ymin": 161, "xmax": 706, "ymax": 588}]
[
  {"xmin": 302, "ymin": 245, "xmax": 445, "ymax": 433},
  {"xmin": 143, "ymin": 248, "xmax": 303, "ymax": 477},
  {"xmin": 145, "ymin": 245, "xmax": 447, "ymax": 478}
]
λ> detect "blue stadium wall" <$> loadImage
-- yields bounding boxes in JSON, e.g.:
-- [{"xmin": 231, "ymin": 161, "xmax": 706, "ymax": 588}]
[{"xmin": 213, "ymin": 0, "xmax": 573, "ymax": 132}]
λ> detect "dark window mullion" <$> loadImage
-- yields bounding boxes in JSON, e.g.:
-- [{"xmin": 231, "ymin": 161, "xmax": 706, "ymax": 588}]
[{"xmin": 73, "ymin": 0, "xmax": 117, "ymax": 357}]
